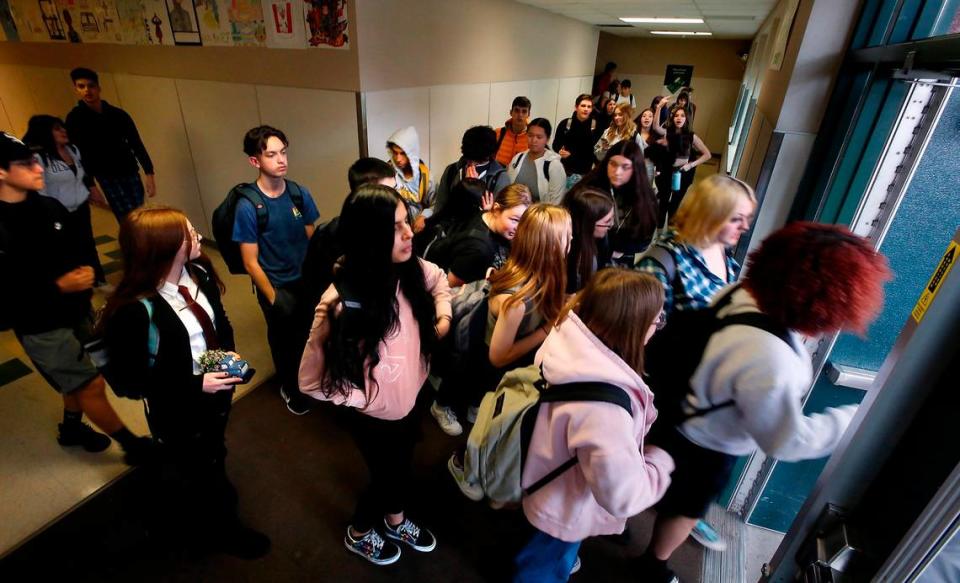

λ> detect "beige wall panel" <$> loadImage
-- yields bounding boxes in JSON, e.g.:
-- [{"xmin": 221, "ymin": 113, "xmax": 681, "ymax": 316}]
[
  {"xmin": 428, "ymin": 83, "xmax": 491, "ymax": 173},
  {"xmin": 579, "ymin": 76, "xmax": 593, "ymax": 96},
  {"xmin": 256, "ymin": 85, "xmax": 360, "ymax": 222},
  {"xmin": 555, "ymin": 77, "xmax": 585, "ymax": 129},
  {"xmin": 356, "ymin": 0, "xmax": 597, "ymax": 92},
  {"xmin": 0, "ymin": 64, "xmax": 38, "ymax": 135},
  {"xmin": 176, "ymin": 79, "xmax": 261, "ymax": 230},
  {"xmin": 365, "ymin": 86, "xmax": 431, "ymax": 165},
  {"xmin": 528, "ymin": 79, "xmax": 561, "ymax": 128},
  {"xmin": 22, "ymin": 66, "xmax": 76, "ymax": 119},
  {"xmin": 0, "ymin": 98, "xmax": 13, "ymax": 130},
  {"xmin": 113, "ymin": 74, "xmax": 207, "ymax": 232},
  {"xmin": 596, "ymin": 34, "xmax": 750, "ymax": 81},
  {"xmin": 488, "ymin": 81, "xmax": 531, "ymax": 130}
]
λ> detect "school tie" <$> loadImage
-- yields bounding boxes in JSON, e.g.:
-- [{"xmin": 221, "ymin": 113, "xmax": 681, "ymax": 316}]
[{"xmin": 178, "ymin": 285, "xmax": 220, "ymax": 350}]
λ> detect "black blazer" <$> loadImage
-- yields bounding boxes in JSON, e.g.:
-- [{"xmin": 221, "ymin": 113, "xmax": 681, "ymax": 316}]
[{"xmin": 107, "ymin": 262, "xmax": 235, "ymax": 451}]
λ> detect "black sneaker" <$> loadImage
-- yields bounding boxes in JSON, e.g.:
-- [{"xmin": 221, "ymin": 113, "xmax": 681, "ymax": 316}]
[
  {"xmin": 121, "ymin": 436, "xmax": 157, "ymax": 465},
  {"xmin": 635, "ymin": 553, "xmax": 679, "ymax": 583},
  {"xmin": 344, "ymin": 526, "xmax": 401, "ymax": 565},
  {"xmin": 281, "ymin": 386, "xmax": 314, "ymax": 416},
  {"xmin": 57, "ymin": 422, "xmax": 111, "ymax": 452},
  {"xmin": 383, "ymin": 517, "xmax": 436, "ymax": 553},
  {"xmin": 217, "ymin": 525, "xmax": 271, "ymax": 559}
]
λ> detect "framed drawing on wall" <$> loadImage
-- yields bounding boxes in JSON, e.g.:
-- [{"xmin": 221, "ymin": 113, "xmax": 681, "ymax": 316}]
[{"xmin": 166, "ymin": 0, "xmax": 200, "ymax": 45}]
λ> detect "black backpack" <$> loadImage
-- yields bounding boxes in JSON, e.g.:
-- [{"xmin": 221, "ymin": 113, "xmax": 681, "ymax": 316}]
[
  {"xmin": 211, "ymin": 180, "xmax": 306, "ymax": 274},
  {"xmin": 644, "ymin": 285, "xmax": 797, "ymax": 442},
  {"xmin": 424, "ymin": 227, "xmax": 491, "ymax": 272},
  {"xmin": 511, "ymin": 153, "xmax": 552, "ymax": 183}
]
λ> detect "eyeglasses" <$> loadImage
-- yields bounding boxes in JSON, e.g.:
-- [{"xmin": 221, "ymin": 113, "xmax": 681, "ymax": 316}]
[{"xmin": 655, "ymin": 310, "xmax": 667, "ymax": 331}]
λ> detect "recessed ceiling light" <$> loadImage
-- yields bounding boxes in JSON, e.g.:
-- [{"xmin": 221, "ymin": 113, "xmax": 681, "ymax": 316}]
[
  {"xmin": 651, "ymin": 31, "xmax": 713, "ymax": 36},
  {"xmin": 620, "ymin": 17, "xmax": 704, "ymax": 24}
]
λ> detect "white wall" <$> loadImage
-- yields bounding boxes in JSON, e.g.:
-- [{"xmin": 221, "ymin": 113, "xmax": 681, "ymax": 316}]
[{"xmin": 365, "ymin": 75, "xmax": 592, "ymax": 173}]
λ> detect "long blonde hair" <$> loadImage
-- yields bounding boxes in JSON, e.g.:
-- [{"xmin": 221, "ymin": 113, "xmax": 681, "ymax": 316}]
[
  {"xmin": 489, "ymin": 204, "xmax": 571, "ymax": 323},
  {"xmin": 559, "ymin": 269, "xmax": 664, "ymax": 373},
  {"xmin": 674, "ymin": 175, "xmax": 757, "ymax": 247},
  {"xmin": 609, "ymin": 102, "xmax": 638, "ymax": 143}
]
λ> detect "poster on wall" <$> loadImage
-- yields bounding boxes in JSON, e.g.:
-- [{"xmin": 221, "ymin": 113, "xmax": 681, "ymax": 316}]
[
  {"xmin": 195, "ymin": 0, "xmax": 263, "ymax": 46},
  {"xmin": 303, "ymin": 0, "xmax": 346, "ymax": 49},
  {"xmin": 226, "ymin": 0, "xmax": 264, "ymax": 46},
  {"xmin": 264, "ymin": 0, "xmax": 303, "ymax": 48},
  {"xmin": 116, "ymin": 0, "xmax": 173, "ymax": 45},
  {"xmin": 9, "ymin": 0, "xmax": 67, "ymax": 41},
  {"xmin": 57, "ymin": 0, "xmax": 124, "ymax": 44},
  {"xmin": 0, "ymin": 0, "xmax": 20, "ymax": 40},
  {"xmin": 165, "ymin": 0, "xmax": 199, "ymax": 44},
  {"xmin": 663, "ymin": 64, "xmax": 694, "ymax": 94}
]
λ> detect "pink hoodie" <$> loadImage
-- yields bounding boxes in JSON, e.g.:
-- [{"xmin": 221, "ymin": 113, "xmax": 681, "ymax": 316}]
[
  {"xmin": 522, "ymin": 312, "xmax": 675, "ymax": 542},
  {"xmin": 298, "ymin": 259, "xmax": 452, "ymax": 420}
]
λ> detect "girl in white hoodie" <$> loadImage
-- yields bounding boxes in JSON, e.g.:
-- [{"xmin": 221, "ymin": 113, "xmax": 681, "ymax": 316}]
[
  {"xmin": 507, "ymin": 118, "xmax": 567, "ymax": 204},
  {"xmin": 514, "ymin": 269, "xmax": 675, "ymax": 582}
]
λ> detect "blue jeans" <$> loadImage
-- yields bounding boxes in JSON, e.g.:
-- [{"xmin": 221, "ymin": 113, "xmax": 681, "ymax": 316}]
[{"xmin": 514, "ymin": 528, "xmax": 581, "ymax": 583}]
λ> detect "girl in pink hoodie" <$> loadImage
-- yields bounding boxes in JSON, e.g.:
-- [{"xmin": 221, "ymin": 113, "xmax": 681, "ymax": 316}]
[
  {"xmin": 298, "ymin": 185, "xmax": 452, "ymax": 566},
  {"xmin": 514, "ymin": 269, "xmax": 675, "ymax": 582}
]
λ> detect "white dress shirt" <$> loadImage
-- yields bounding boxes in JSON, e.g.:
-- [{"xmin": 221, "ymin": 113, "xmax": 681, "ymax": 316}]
[{"xmin": 157, "ymin": 268, "xmax": 217, "ymax": 375}]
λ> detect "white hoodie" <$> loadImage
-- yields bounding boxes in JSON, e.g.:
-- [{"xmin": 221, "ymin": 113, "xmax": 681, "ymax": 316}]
[
  {"xmin": 506, "ymin": 148, "xmax": 567, "ymax": 204},
  {"xmin": 386, "ymin": 126, "xmax": 435, "ymax": 212},
  {"xmin": 680, "ymin": 287, "xmax": 857, "ymax": 461}
]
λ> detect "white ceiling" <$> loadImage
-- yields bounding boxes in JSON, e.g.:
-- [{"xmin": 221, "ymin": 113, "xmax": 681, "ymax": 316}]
[{"xmin": 515, "ymin": 0, "xmax": 779, "ymax": 39}]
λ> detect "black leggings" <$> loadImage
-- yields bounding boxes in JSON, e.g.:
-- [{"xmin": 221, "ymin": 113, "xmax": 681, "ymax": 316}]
[
  {"xmin": 654, "ymin": 167, "xmax": 696, "ymax": 226},
  {"xmin": 347, "ymin": 407, "xmax": 422, "ymax": 532}
]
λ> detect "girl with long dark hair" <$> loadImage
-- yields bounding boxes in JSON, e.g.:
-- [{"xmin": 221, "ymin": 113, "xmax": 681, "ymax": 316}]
[
  {"xmin": 563, "ymin": 187, "xmax": 614, "ymax": 293},
  {"xmin": 23, "ymin": 114, "xmax": 108, "ymax": 286},
  {"xmin": 568, "ymin": 140, "xmax": 658, "ymax": 264},
  {"xmin": 654, "ymin": 107, "xmax": 711, "ymax": 224},
  {"xmin": 299, "ymin": 184, "xmax": 452, "ymax": 566},
  {"xmin": 102, "ymin": 207, "xmax": 269, "ymax": 558}
]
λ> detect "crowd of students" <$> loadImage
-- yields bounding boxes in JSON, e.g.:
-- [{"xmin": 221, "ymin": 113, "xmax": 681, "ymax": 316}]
[{"xmin": 0, "ymin": 65, "xmax": 894, "ymax": 581}]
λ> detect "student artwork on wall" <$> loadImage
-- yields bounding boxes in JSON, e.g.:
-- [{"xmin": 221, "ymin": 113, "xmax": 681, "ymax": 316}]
[
  {"xmin": 57, "ymin": 0, "xmax": 124, "ymax": 44},
  {"xmin": 8, "ymin": 0, "xmax": 66, "ymax": 41},
  {"xmin": 115, "ymin": 0, "xmax": 173, "ymax": 45},
  {"xmin": 195, "ymin": 0, "xmax": 264, "ymax": 46},
  {"xmin": 263, "ymin": 0, "xmax": 303, "ymax": 48},
  {"xmin": 303, "ymin": 0, "xmax": 346, "ymax": 49},
  {"xmin": 165, "ymin": 0, "xmax": 199, "ymax": 44}
]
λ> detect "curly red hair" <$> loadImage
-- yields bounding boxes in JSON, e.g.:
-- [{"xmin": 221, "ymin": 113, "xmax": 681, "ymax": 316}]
[{"xmin": 742, "ymin": 222, "xmax": 892, "ymax": 336}]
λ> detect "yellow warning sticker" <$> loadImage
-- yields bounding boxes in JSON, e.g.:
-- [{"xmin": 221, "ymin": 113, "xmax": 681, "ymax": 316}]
[{"xmin": 912, "ymin": 240, "xmax": 958, "ymax": 323}]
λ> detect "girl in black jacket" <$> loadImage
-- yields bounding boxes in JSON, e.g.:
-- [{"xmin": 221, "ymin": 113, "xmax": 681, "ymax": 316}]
[{"xmin": 101, "ymin": 206, "xmax": 269, "ymax": 559}]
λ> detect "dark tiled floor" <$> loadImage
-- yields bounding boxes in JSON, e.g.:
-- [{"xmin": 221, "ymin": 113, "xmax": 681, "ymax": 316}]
[{"xmin": 0, "ymin": 381, "xmax": 703, "ymax": 582}]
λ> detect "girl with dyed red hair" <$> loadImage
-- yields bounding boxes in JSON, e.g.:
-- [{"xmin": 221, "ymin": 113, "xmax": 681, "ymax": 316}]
[{"xmin": 638, "ymin": 222, "xmax": 891, "ymax": 583}]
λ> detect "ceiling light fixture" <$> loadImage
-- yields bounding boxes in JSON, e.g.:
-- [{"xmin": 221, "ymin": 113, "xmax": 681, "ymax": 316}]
[
  {"xmin": 620, "ymin": 17, "xmax": 704, "ymax": 24},
  {"xmin": 651, "ymin": 31, "xmax": 713, "ymax": 36}
]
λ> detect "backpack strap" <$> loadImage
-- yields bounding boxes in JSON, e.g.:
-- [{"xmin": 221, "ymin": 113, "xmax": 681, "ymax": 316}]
[
  {"xmin": 138, "ymin": 298, "xmax": 159, "ymax": 368},
  {"xmin": 496, "ymin": 125, "xmax": 510, "ymax": 150},
  {"xmin": 542, "ymin": 160, "xmax": 551, "ymax": 181},
  {"xmin": 524, "ymin": 380, "xmax": 632, "ymax": 496},
  {"xmin": 284, "ymin": 179, "xmax": 307, "ymax": 213},
  {"xmin": 512, "ymin": 152, "xmax": 524, "ymax": 170},
  {"xmin": 564, "ymin": 118, "xmax": 573, "ymax": 133},
  {"xmin": 418, "ymin": 161, "xmax": 430, "ymax": 203},
  {"xmin": 233, "ymin": 183, "xmax": 269, "ymax": 231},
  {"xmin": 679, "ymin": 301, "xmax": 797, "ymax": 422},
  {"xmin": 637, "ymin": 244, "xmax": 677, "ymax": 284}
]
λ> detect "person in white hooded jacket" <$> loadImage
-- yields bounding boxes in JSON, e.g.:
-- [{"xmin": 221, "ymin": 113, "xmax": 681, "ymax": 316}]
[
  {"xmin": 507, "ymin": 118, "xmax": 567, "ymax": 205},
  {"xmin": 639, "ymin": 222, "xmax": 892, "ymax": 583},
  {"xmin": 386, "ymin": 126, "xmax": 435, "ymax": 232},
  {"xmin": 515, "ymin": 269, "xmax": 675, "ymax": 583}
]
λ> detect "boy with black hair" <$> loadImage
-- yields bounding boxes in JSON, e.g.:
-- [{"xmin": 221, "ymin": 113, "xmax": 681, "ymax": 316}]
[
  {"xmin": 232, "ymin": 125, "xmax": 321, "ymax": 415},
  {"xmin": 301, "ymin": 157, "xmax": 395, "ymax": 310},
  {"xmin": 0, "ymin": 132, "xmax": 152, "ymax": 463},
  {"xmin": 434, "ymin": 125, "xmax": 510, "ymax": 217},
  {"xmin": 616, "ymin": 79, "xmax": 637, "ymax": 111},
  {"xmin": 65, "ymin": 67, "xmax": 156, "ymax": 220},
  {"xmin": 494, "ymin": 96, "xmax": 531, "ymax": 166},
  {"xmin": 553, "ymin": 94, "xmax": 602, "ymax": 186}
]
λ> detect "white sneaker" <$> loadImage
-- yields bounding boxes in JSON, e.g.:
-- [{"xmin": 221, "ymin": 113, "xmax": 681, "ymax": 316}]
[
  {"xmin": 466, "ymin": 406, "xmax": 479, "ymax": 424},
  {"xmin": 447, "ymin": 453, "xmax": 484, "ymax": 501},
  {"xmin": 430, "ymin": 401, "xmax": 463, "ymax": 436},
  {"xmin": 571, "ymin": 555, "xmax": 581, "ymax": 574}
]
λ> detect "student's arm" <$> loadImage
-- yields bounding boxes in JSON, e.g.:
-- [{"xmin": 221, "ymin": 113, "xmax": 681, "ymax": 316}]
[
  {"xmin": 682, "ymin": 134, "xmax": 712, "ymax": 171},
  {"xmin": 421, "ymin": 259, "xmax": 453, "ymax": 338},
  {"xmin": 488, "ymin": 297, "xmax": 548, "ymax": 368},
  {"xmin": 594, "ymin": 130, "xmax": 611, "ymax": 161},
  {"xmin": 298, "ymin": 286, "xmax": 367, "ymax": 407},
  {"xmin": 121, "ymin": 110, "xmax": 155, "ymax": 196},
  {"xmin": 240, "ymin": 243, "xmax": 275, "ymax": 304},
  {"xmin": 305, "ymin": 224, "xmax": 316, "ymax": 239},
  {"xmin": 552, "ymin": 121, "xmax": 568, "ymax": 156},
  {"xmin": 448, "ymin": 272, "xmax": 467, "ymax": 288},
  {"xmin": 300, "ymin": 186, "xmax": 321, "ymax": 240}
]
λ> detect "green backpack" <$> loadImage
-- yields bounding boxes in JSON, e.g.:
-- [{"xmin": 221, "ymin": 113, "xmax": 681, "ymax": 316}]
[{"xmin": 462, "ymin": 364, "xmax": 632, "ymax": 506}]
